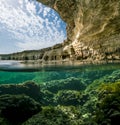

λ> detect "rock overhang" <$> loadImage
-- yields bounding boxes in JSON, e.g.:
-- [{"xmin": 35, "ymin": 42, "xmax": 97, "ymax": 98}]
[{"xmin": 1, "ymin": 0, "xmax": 120, "ymax": 63}]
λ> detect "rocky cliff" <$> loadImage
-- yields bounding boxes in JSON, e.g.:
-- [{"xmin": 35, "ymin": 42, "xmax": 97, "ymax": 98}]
[{"xmin": 1, "ymin": 0, "xmax": 120, "ymax": 64}]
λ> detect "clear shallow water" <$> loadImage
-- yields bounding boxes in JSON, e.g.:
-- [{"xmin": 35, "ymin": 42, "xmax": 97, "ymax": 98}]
[
  {"xmin": 0, "ymin": 60, "xmax": 120, "ymax": 84},
  {"xmin": 0, "ymin": 61, "xmax": 120, "ymax": 125}
]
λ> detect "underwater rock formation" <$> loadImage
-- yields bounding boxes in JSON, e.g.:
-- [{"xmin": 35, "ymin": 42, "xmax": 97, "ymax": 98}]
[
  {"xmin": 22, "ymin": 106, "xmax": 81, "ymax": 125},
  {"xmin": 41, "ymin": 77, "xmax": 88, "ymax": 106},
  {"xmin": 0, "ymin": 0, "xmax": 120, "ymax": 64},
  {"xmin": 42, "ymin": 77, "xmax": 87, "ymax": 93},
  {"xmin": 0, "ymin": 94, "xmax": 41, "ymax": 125},
  {"xmin": 0, "ymin": 69, "xmax": 120, "ymax": 124},
  {"xmin": 89, "ymin": 82, "xmax": 120, "ymax": 125},
  {"xmin": 0, "ymin": 81, "xmax": 42, "ymax": 102},
  {"xmin": 54, "ymin": 90, "xmax": 86, "ymax": 106}
]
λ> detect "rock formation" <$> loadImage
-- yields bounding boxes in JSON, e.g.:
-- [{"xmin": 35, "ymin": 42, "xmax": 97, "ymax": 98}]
[
  {"xmin": 38, "ymin": 0, "xmax": 120, "ymax": 62},
  {"xmin": 0, "ymin": 0, "xmax": 120, "ymax": 64}
]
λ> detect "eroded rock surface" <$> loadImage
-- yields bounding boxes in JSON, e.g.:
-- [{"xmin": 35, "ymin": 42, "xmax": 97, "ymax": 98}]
[
  {"xmin": 1, "ymin": 0, "xmax": 120, "ymax": 64},
  {"xmin": 37, "ymin": 0, "xmax": 120, "ymax": 61}
]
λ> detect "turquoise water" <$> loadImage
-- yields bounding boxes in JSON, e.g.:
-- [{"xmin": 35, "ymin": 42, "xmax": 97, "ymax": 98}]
[
  {"xmin": 0, "ymin": 61, "xmax": 120, "ymax": 124},
  {"xmin": 0, "ymin": 61, "xmax": 120, "ymax": 84}
]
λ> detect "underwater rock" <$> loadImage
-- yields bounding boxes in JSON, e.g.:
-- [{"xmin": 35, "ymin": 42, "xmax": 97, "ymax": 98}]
[
  {"xmin": 0, "ymin": 94, "xmax": 41, "ymax": 125},
  {"xmin": 0, "ymin": 117, "xmax": 10, "ymax": 125},
  {"xmin": 22, "ymin": 106, "xmax": 71, "ymax": 125},
  {"xmin": 54, "ymin": 90, "xmax": 88, "ymax": 106},
  {"xmin": 90, "ymin": 82, "xmax": 120, "ymax": 125},
  {"xmin": 22, "ymin": 106, "xmax": 82, "ymax": 125},
  {"xmin": 85, "ymin": 69, "xmax": 120, "ymax": 93},
  {"xmin": 0, "ymin": 81, "xmax": 42, "ymax": 102},
  {"xmin": 42, "ymin": 77, "xmax": 87, "ymax": 93},
  {"xmin": 41, "ymin": 90, "xmax": 55, "ymax": 106},
  {"xmin": 40, "ymin": 77, "xmax": 87, "ymax": 105},
  {"xmin": 103, "ymin": 70, "xmax": 120, "ymax": 83},
  {"xmin": 41, "ymin": 87, "xmax": 89, "ymax": 106}
]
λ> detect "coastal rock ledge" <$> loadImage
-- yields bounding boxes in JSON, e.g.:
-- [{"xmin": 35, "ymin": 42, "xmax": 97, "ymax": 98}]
[{"xmin": 1, "ymin": 0, "xmax": 120, "ymax": 64}]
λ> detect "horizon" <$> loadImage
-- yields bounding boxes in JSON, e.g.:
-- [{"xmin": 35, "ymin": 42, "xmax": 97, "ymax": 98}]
[{"xmin": 0, "ymin": 0, "xmax": 67, "ymax": 54}]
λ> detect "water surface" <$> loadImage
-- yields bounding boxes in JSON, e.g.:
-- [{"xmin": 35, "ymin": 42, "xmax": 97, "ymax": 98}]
[{"xmin": 0, "ymin": 60, "xmax": 119, "ymax": 84}]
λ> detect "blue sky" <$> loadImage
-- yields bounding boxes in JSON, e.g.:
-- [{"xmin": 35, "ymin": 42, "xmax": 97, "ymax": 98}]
[{"xmin": 0, "ymin": 0, "xmax": 66, "ymax": 54}]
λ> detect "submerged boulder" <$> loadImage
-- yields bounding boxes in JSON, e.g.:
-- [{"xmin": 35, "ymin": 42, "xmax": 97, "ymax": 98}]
[
  {"xmin": 0, "ymin": 81, "xmax": 42, "ymax": 102},
  {"xmin": 42, "ymin": 77, "xmax": 87, "ymax": 93},
  {"xmin": 22, "ymin": 106, "xmax": 81, "ymax": 125},
  {"xmin": 89, "ymin": 82, "xmax": 120, "ymax": 125},
  {"xmin": 0, "ymin": 94, "xmax": 41, "ymax": 125},
  {"xmin": 55, "ymin": 90, "xmax": 81, "ymax": 105}
]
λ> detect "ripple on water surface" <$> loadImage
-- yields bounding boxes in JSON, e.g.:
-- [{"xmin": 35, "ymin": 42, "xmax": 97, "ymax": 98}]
[{"xmin": 0, "ymin": 60, "xmax": 120, "ymax": 84}]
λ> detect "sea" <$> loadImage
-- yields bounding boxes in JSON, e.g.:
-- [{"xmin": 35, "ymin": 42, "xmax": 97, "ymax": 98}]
[
  {"xmin": 0, "ymin": 60, "xmax": 120, "ymax": 84},
  {"xmin": 0, "ymin": 60, "xmax": 120, "ymax": 124}
]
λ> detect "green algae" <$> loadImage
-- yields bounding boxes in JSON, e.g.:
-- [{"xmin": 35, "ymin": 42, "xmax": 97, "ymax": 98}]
[
  {"xmin": 89, "ymin": 82, "xmax": 120, "ymax": 125},
  {"xmin": 0, "ymin": 63, "xmax": 120, "ymax": 125}
]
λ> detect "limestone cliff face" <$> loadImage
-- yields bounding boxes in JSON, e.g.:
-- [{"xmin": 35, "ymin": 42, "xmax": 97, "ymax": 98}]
[
  {"xmin": 37, "ymin": 0, "xmax": 120, "ymax": 62},
  {"xmin": 1, "ymin": 0, "xmax": 120, "ymax": 63},
  {"xmin": 38, "ymin": 0, "xmax": 76, "ymax": 42}
]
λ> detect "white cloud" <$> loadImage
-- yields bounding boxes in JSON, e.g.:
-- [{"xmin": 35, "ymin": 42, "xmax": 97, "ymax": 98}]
[
  {"xmin": 43, "ymin": 7, "xmax": 51, "ymax": 17},
  {"xmin": 0, "ymin": 0, "xmax": 66, "ymax": 52}
]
